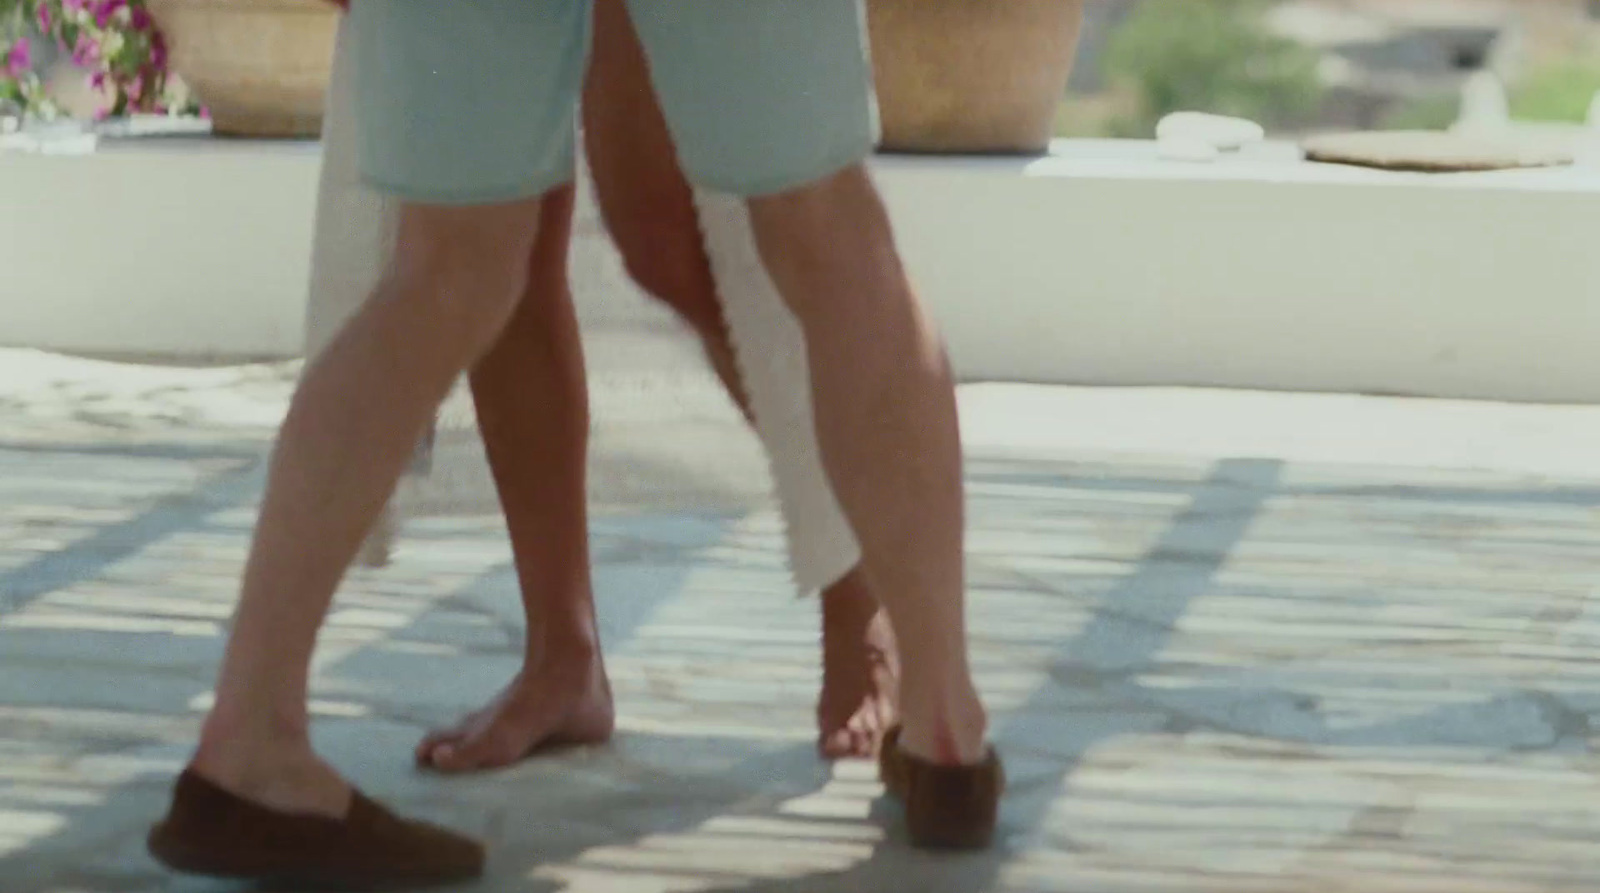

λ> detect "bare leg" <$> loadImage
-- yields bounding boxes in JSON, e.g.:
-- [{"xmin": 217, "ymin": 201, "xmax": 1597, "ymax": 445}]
[
  {"xmin": 415, "ymin": 184, "xmax": 615, "ymax": 772},
  {"xmin": 816, "ymin": 571, "xmax": 899, "ymax": 758},
  {"xmin": 748, "ymin": 168, "xmax": 987, "ymax": 765},
  {"xmin": 584, "ymin": 0, "xmax": 896, "ymax": 758},
  {"xmin": 190, "ymin": 197, "xmax": 546, "ymax": 816}
]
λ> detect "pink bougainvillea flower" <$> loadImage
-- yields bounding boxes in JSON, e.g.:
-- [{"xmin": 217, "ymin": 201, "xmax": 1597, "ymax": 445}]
[
  {"xmin": 4, "ymin": 39, "xmax": 31, "ymax": 79},
  {"xmin": 93, "ymin": 0, "xmax": 129, "ymax": 28},
  {"xmin": 71, "ymin": 34, "xmax": 100, "ymax": 67},
  {"xmin": 7, "ymin": 0, "xmax": 191, "ymax": 119}
]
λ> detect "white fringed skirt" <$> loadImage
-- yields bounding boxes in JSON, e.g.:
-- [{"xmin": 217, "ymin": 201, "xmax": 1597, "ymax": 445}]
[{"xmin": 305, "ymin": 17, "xmax": 860, "ymax": 593}]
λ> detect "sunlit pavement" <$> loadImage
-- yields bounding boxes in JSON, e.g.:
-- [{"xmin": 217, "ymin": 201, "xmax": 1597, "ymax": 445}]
[{"xmin": 8, "ymin": 339, "xmax": 1600, "ymax": 892}]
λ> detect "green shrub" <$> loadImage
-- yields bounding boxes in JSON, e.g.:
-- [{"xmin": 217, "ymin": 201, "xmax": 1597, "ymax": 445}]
[
  {"xmin": 1105, "ymin": 0, "xmax": 1325, "ymax": 137},
  {"xmin": 1379, "ymin": 95, "xmax": 1462, "ymax": 131},
  {"xmin": 1509, "ymin": 57, "xmax": 1600, "ymax": 123}
]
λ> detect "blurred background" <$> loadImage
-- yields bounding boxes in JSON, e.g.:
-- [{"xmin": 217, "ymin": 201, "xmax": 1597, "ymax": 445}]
[
  {"xmin": 4, "ymin": 3, "xmax": 1600, "ymax": 891},
  {"xmin": 1062, "ymin": 0, "xmax": 1600, "ymax": 137}
]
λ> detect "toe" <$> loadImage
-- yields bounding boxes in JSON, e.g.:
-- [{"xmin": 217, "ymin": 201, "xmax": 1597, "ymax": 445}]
[
  {"xmin": 428, "ymin": 742, "xmax": 487, "ymax": 774},
  {"xmin": 848, "ymin": 719, "xmax": 880, "ymax": 760},
  {"xmin": 819, "ymin": 727, "xmax": 856, "ymax": 761},
  {"xmin": 415, "ymin": 729, "xmax": 463, "ymax": 769},
  {"xmin": 427, "ymin": 729, "xmax": 527, "ymax": 773},
  {"xmin": 820, "ymin": 716, "xmax": 881, "ymax": 761}
]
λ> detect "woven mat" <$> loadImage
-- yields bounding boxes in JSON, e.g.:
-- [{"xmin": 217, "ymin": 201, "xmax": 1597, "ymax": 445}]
[{"xmin": 1302, "ymin": 130, "xmax": 1574, "ymax": 173}]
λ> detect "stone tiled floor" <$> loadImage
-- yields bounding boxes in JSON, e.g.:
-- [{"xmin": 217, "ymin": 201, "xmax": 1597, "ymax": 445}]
[{"xmin": 8, "ymin": 349, "xmax": 1600, "ymax": 891}]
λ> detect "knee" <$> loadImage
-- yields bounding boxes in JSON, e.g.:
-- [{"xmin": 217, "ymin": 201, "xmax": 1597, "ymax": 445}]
[
  {"xmin": 748, "ymin": 163, "xmax": 879, "ymax": 249},
  {"xmin": 588, "ymin": 193, "xmax": 720, "ymax": 337},
  {"xmin": 745, "ymin": 164, "xmax": 893, "ymax": 318},
  {"xmin": 586, "ymin": 145, "xmax": 726, "ymax": 337},
  {"xmin": 390, "ymin": 199, "xmax": 544, "ymax": 355},
  {"xmin": 615, "ymin": 235, "xmax": 724, "ymax": 336}
]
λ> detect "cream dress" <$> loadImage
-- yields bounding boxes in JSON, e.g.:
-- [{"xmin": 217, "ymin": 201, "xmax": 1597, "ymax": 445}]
[{"xmin": 306, "ymin": 17, "xmax": 861, "ymax": 593}]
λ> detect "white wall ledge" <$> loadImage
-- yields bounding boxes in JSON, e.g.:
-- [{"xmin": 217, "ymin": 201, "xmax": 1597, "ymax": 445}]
[{"xmin": 3, "ymin": 137, "xmax": 1597, "ymax": 402}]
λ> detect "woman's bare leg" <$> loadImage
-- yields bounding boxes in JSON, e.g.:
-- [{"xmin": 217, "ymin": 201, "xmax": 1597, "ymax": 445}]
[
  {"xmin": 414, "ymin": 184, "xmax": 616, "ymax": 772},
  {"xmin": 583, "ymin": 0, "xmax": 897, "ymax": 759}
]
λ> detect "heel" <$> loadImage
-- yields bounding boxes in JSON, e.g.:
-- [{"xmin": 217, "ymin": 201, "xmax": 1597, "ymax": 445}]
[{"xmin": 878, "ymin": 725, "xmax": 1005, "ymax": 850}]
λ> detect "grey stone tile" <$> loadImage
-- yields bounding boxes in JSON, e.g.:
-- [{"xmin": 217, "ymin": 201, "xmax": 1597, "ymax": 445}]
[
  {"xmin": 15, "ymin": 400, "xmax": 1600, "ymax": 891},
  {"xmin": 0, "ymin": 661, "xmax": 202, "ymax": 716}
]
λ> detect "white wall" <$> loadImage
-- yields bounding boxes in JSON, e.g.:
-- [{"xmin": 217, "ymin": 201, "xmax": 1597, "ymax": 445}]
[
  {"xmin": 3, "ymin": 138, "xmax": 1598, "ymax": 402},
  {"xmin": 885, "ymin": 143, "xmax": 1600, "ymax": 402},
  {"xmin": 1, "ymin": 139, "xmax": 321, "ymax": 359}
]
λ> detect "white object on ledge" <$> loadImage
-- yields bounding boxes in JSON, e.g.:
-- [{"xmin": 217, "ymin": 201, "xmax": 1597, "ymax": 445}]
[
  {"xmin": 0, "ymin": 114, "xmax": 209, "ymax": 154},
  {"xmin": 1579, "ymin": 91, "xmax": 1600, "ymax": 169},
  {"xmin": 93, "ymin": 113, "xmax": 212, "ymax": 139},
  {"xmin": 1156, "ymin": 111, "xmax": 1266, "ymax": 151},
  {"xmin": 1453, "ymin": 70, "xmax": 1511, "ymax": 135},
  {"xmin": 0, "ymin": 118, "xmax": 97, "ymax": 154}
]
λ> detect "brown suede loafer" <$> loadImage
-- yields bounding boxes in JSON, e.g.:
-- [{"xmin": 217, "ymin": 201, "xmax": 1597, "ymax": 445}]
[
  {"xmin": 878, "ymin": 725, "xmax": 1005, "ymax": 851},
  {"xmin": 147, "ymin": 769, "xmax": 484, "ymax": 889}
]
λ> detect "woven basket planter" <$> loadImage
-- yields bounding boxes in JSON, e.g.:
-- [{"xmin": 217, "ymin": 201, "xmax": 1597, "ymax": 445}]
[
  {"xmin": 148, "ymin": 0, "xmax": 339, "ymax": 138},
  {"xmin": 867, "ymin": 0, "xmax": 1085, "ymax": 155}
]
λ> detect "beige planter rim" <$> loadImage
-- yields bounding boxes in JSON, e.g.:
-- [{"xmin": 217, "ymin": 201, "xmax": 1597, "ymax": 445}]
[
  {"xmin": 148, "ymin": 0, "xmax": 338, "ymax": 138},
  {"xmin": 868, "ymin": 0, "xmax": 1085, "ymax": 155}
]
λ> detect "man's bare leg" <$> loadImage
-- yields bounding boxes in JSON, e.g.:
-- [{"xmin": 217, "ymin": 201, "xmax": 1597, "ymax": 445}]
[
  {"xmin": 583, "ymin": 0, "xmax": 897, "ymax": 758},
  {"xmin": 188, "ymin": 197, "xmax": 546, "ymax": 816},
  {"xmin": 748, "ymin": 168, "xmax": 987, "ymax": 765},
  {"xmin": 414, "ymin": 184, "xmax": 616, "ymax": 772}
]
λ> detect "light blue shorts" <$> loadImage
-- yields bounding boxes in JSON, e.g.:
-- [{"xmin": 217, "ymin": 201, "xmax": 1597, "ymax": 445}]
[{"xmin": 345, "ymin": 0, "xmax": 879, "ymax": 204}]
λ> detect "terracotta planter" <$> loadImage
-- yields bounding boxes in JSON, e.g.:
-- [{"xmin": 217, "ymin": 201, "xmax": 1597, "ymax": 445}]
[
  {"xmin": 867, "ymin": 0, "xmax": 1085, "ymax": 154},
  {"xmin": 147, "ymin": 0, "xmax": 339, "ymax": 138}
]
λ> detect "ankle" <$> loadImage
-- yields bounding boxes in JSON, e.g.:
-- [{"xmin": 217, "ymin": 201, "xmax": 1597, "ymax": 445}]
[
  {"xmin": 521, "ymin": 578, "xmax": 601, "ymax": 656},
  {"xmin": 898, "ymin": 682, "xmax": 987, "ymax": 765},
  {"xmin": 189, "ymin": 738, "xmax": 350, "ymax": 818},
  {"xmin": 524, "ymin": 624, "xmax": 603, "ymax": 674},
  {"xmin": 192, "ymin": 728, "xmax": 318, "ymax": 789},
  {"xmin": 199, "ymin": 697, "xmax": 309, "ymax": 749}
]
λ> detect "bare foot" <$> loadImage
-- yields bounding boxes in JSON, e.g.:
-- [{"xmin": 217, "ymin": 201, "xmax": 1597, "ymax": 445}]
[
  {"xmin": 817, "ymin": 568, "xmax": 900, "ymax": 760},
  {"xmin": 415, "ymin": 646, "xmax": 615, "ymax": 773}
]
